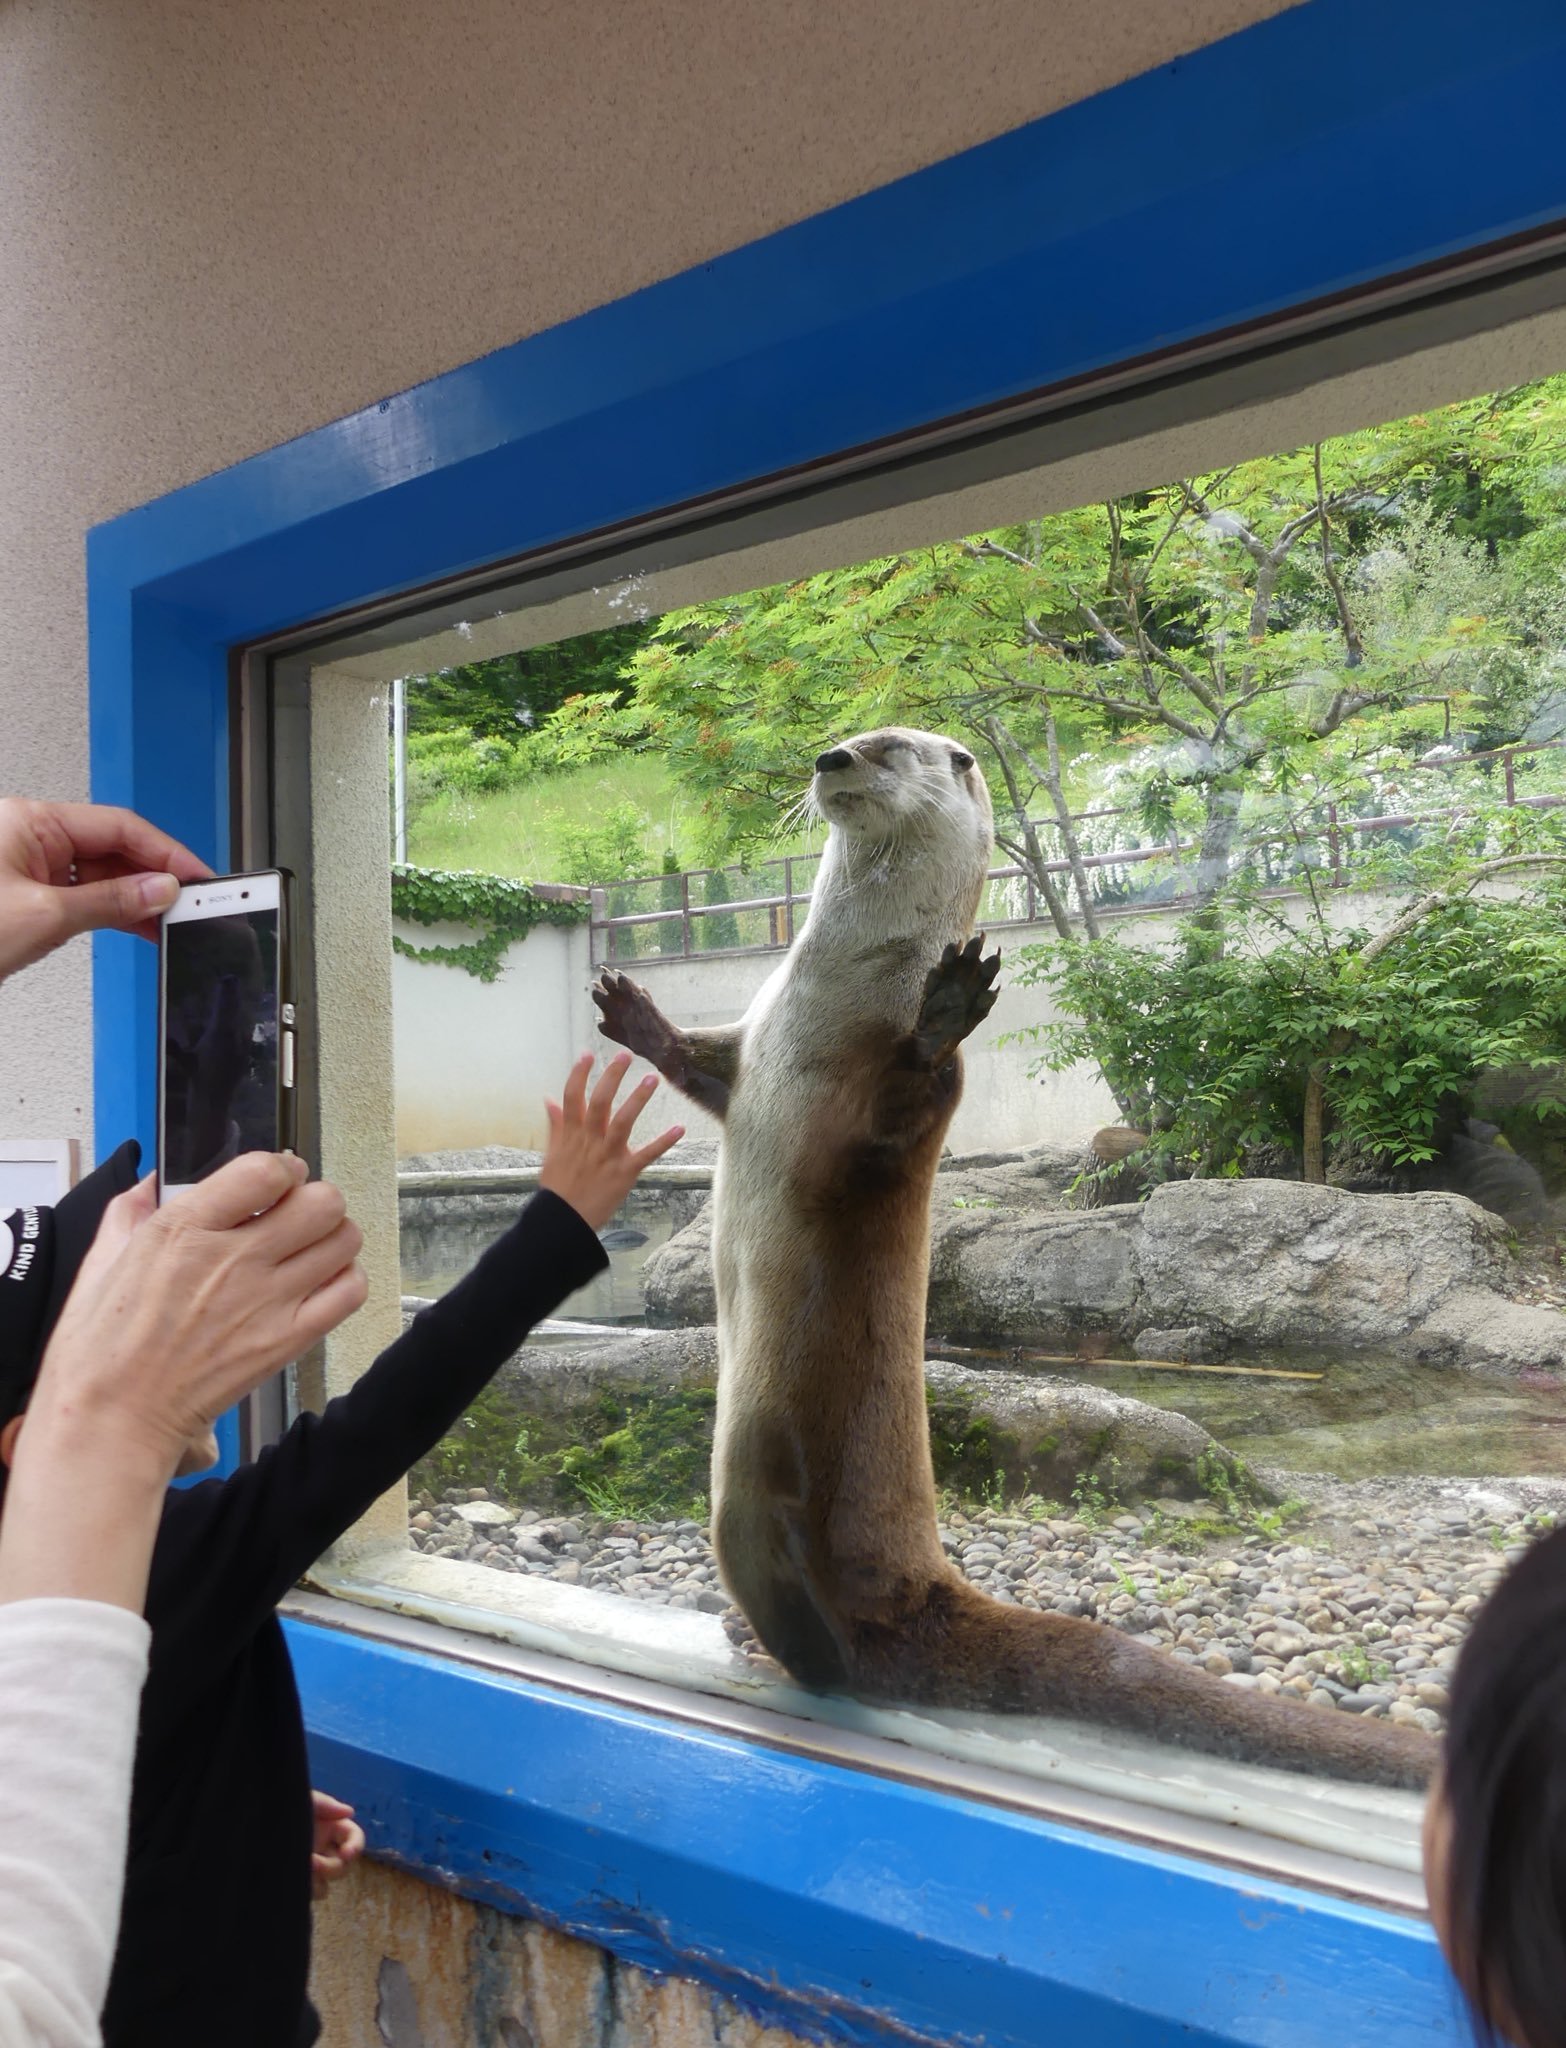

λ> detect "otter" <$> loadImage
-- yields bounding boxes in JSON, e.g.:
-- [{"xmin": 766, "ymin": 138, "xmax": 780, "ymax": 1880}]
[{"xmin": 593, "ymin": 726, "xmax": 1434, "ymax": 1788}]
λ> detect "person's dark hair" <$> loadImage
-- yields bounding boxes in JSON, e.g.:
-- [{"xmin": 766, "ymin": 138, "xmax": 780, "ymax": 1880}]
[{"xmin": 1441, "ymin": 1522, "xmax": 1566, "ymax": 2048}]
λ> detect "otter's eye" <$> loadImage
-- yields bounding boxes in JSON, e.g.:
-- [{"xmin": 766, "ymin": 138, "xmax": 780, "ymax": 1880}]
[{"xmin": 951, "ymin": 750, "xmax": 975, "ymax": 773}]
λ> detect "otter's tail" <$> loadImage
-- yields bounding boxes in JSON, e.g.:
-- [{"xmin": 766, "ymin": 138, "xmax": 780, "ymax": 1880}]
[{"xmin": 840, "ymin": 1575, "xmax": 1434, "ymax": 1790}]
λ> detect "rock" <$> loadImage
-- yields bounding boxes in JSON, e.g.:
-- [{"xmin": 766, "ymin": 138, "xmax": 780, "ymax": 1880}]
[
  {"xmin": 940, "ymin": 1142, "xmax": 1085, "ymax": 1195},
  {"xmin": 643, "ymin": 1202, "xmax": 717, "ymax": 1325},
  {"xmin": 644, "ymin": 1167, "xmax": 1566, "ymax": 1378},
  {"xmin": 924, "ymin": 1360, "xmax": 1255, "ymax": 1503},
  {"xmin": 1136, "ymin": 1179, "xmax": 1566, "ymax": 1373},
  {"xmin": 927, "ymin": 1208, "xmax": 1139, "ymax": 1344},
  {"xmin": 1134, "ymin": 1326, "xmax": 1224, "ymax": 1363},
  {"xmin": 1463, "ymin": 1488, "xmax": 1523, "ymax": 1520},
  {"xmin": 646, "ymin": 1157, "xmax": 1108, "ymax": 1335},
  {"xmin": 493, "ymin": 1325, "xmax": 720, "ymax": 1411},
  {"xmin": 454, "ymin": 1500, "xmax": 515, "ymax": 1530},
  {"xmin": 1138, "ymin": 1180, "xmax": 1494, "ymax": 1346}
]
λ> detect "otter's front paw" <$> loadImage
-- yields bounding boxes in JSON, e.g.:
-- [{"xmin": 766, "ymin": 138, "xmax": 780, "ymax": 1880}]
[
  {"xmin": 913, "ymin": 933, "xmax": 1001, "ymax": 1067},
  {"xmin": 591, "ymin": 969, "xmax": 676, "ymax": 1064}
]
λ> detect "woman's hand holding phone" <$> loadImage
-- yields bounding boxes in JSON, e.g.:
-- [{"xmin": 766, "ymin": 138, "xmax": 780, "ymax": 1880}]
[
  {"xmin": 0, "ymin": 798, "xmax": 210, "ymax": 982},
  {"xmin": 33, "ymin": 1154, "xmax": 365, "ymax": 1480},
  {"xmin": 0, "ymin": 1153, "xmax": 366, "ymax": 1612}
]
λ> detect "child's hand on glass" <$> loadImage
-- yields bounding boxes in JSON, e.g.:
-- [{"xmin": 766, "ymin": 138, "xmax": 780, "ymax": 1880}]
[
  {"xmin": 539, "ymin": 1052, "xmax": 684, "ymax": 1232},
  {"xmin": 310, "ymin": 1791, "xmax": 366, "ymax": 1901}
]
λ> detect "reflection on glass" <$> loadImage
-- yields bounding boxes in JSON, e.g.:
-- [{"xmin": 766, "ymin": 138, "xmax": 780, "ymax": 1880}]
[{"xmin": 389, "ymin": 374, "xmax": 1566, "ymax": 1791}]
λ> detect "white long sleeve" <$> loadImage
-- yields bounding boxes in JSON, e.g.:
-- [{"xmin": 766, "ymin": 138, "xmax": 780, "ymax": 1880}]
[{"xmin": 0, "ymin": 1600, "xmax": 150, "ymax": 2048}]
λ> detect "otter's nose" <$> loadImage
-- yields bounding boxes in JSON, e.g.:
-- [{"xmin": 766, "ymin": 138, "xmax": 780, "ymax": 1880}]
[{"xmin": 815, "ymin": 748, "xmax": 853, "ymax": 774}]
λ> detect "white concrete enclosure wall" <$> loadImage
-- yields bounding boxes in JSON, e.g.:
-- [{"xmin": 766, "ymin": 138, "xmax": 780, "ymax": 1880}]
[
  {"xmin": 394, "ymin": 920, "xmax": 591, "ymax": 1155},
  {"xmin": 393, "ymin": 916, "xmax": 1119, "ymax": 1160},
  {"xmin": 393, "ymin": 880, "xmax": 1533, "ymax": 1161}
]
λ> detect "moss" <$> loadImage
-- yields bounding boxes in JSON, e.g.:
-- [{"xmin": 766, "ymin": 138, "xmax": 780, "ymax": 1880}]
[
  {"xmin": 412, "ymin": 1381, "xmax": 715, "ymax": 1521},
  {"xmin": 419, "ymin": 1377, "xmax": 1245, "ymax": 1525},
  {"xmin": 926, "ymin": 1388, "xmax": 1025, "ymax": 1499},
  {"xmin": 554, "ymin": 1387, "xmax": 716, "ymax": 1520}
]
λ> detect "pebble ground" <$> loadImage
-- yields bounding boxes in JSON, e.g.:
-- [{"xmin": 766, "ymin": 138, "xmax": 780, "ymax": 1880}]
[{"xmin": 409, "ymin": 1477, "xmax": 1566, "ymax": 1733}]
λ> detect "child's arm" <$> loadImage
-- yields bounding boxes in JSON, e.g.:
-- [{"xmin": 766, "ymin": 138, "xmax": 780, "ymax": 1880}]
[{"xmin": 147, "ymin": 1056, "xmax": 682, "ymax": 1653}]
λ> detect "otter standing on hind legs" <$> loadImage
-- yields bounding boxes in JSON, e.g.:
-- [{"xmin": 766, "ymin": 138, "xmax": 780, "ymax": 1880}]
[{"xmin": 593, "ymin": 726, "xmax": 1434, "ymax": 1789}]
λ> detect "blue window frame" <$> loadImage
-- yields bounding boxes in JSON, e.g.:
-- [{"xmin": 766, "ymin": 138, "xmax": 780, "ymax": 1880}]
[{"xmin": 86, "ymin": 1, "xmax": 1566, "ymax": 2034}]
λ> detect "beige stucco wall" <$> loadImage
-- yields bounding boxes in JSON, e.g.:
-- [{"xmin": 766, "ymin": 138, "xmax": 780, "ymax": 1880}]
[
  {"xmin": 0, "ymin": 0, "xmax": 1302, "ymax": 1152},
  {"xmin": 310, "ymin": 1858, "xmax": 814, "ymax": 2048}
]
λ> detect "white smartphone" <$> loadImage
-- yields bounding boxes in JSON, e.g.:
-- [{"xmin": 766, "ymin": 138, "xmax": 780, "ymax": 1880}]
[{"xmin": 157, "ymin": 869, "xmax": 296, "ymax": 1203}]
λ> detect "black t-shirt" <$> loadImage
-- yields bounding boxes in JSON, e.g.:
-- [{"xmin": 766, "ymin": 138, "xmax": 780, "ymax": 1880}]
[{"xmin": 99, "ymin": 1190, "xmax": 608, "ymax": 2048}]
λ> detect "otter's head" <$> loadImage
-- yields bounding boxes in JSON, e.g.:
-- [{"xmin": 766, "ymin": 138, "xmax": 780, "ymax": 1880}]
[{"xmin": 811, "ymin": 727, "xmax": 993, "ymax": 859}]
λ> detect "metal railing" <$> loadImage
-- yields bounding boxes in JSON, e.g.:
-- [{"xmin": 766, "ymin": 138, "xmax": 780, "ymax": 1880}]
[{"xmin": 587, "ymin": 737, "xmax": 1566, "ymax": 964}]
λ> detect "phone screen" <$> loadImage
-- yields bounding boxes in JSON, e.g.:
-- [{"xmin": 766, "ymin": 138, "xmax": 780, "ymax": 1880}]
[{"xmin": 161, "ymin": 901, "xmax": 282, "ymax": 1195}]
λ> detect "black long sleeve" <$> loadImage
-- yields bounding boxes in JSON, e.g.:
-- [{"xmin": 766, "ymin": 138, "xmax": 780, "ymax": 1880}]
[
  {"xmin": 103, "ymin": 1188, "xmax": 609, "ymax": 2048},
  {"xmin": 147, "ymin": 1186, "xmax": 608, "ymax": 1669}
]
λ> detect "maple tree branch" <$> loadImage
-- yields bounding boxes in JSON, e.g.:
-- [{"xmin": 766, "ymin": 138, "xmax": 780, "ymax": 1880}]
[
  {"xmin": 992, "ymin": 711, "xmax": 1104, "ymax": 940},
  {"xmin": 965, "ymin": 538, "xmax": 1039, "ymax": 574},
  {"xmin": 982, "ymin": 717, "xmax": 1076, "ymax": 943}
]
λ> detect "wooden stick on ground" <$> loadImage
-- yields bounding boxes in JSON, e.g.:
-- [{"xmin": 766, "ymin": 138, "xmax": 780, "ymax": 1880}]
[{"xmin": 928, "ymin": 1342, "xmax": 1322, "ymax": 1383}]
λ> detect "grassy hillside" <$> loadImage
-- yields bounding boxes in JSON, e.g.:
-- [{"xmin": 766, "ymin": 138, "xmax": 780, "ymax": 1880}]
[{"xmin": 406, "ymin": 754, "xmax": 826, "ymax": 883}]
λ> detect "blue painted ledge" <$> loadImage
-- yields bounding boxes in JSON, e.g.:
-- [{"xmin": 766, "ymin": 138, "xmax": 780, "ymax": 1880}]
[{"xmin": 291, "ymin": 1621, "xmax": 1464, "ymax": 2048}]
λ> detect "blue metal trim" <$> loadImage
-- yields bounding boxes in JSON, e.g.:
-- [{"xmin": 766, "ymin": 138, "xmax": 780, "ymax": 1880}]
[
  {"xmin": 289, "ymin": 1621, "xmax": 1462, "ymax": 2047},
  {"xmin": 81, "ymin": 0, "xmax": 1565, "ymax": 2026}
]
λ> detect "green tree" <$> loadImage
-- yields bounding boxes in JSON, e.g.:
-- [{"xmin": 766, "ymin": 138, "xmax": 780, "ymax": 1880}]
[
  {"xmin": 405, "ymin": 620, "xmax": 653, "ymax": 747},
  {"xmin": 1017, "ymin": 853, "xmax": 1566, "ymax": 1183},
  {"xmin": 550, "ymin": 802, "xmax": 654, "ymax": 962},
  {"xmin": 557, "ymin": 379, "xmax": 1566, "ymax": 932},
  {"xmin": 657, "ymin": 849, "xmax": 686, "ymax": 956},
  {"xmin": 698, "ymin": 865, "xmax": 743, "ymax": 951}
]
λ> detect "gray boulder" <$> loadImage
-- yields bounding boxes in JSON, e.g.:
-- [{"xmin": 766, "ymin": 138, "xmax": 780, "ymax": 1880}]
[
  {"xmin": 644, "ymin": 1150, "xmax": 1081, "ymax": 1327},
  {"xmin": 925, "ymin": 1359, "xmax": 1248, "ymax": 1502},
  {"xmin": 494, "ymin": 1324, "xmax": 718, "ymax": 1412},
  {"xmin": 1136, "ymin": 1179, "xmax": 1566, "ymax": 1373},
  {"xmin": 940, "ymin": 1140, "xmax": 1086, "ymax": 1195},
  {"xmin": 927, "ymin": 1206, "xmax": 1140, "ymax": 1343},
  {"xmin": 642, "ymin": 1165, "xmax": 1566, "ymax": 1378},
  {"xmin": 644, "ymin": 1202, "xmax": 717, "ymax": 1325}
]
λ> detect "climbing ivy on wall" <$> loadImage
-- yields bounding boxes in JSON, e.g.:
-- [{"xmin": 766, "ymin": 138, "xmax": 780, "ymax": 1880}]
[{"xmin": 390, "ymin": 864, "xmax": 589, "ymax": 982}]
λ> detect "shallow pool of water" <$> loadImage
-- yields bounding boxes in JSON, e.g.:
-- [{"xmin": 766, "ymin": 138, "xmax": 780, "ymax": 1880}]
[
  {"xmin": 400, "ymin": 1206, "xmax": 675, "ymax": 1325},
  {"xmin": 402, "ymin": 1199, "xmax": 1566, "ymax": 1482},
  {"xmin": 991, "ymin": 1354, "xmax": 1566, "ymax": 1482}
]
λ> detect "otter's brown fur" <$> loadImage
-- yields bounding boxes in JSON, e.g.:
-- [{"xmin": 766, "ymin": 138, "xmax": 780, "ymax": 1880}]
[{"xmin": 594, "ymin": 726, "xmax": 1434, "ymax": 1789}]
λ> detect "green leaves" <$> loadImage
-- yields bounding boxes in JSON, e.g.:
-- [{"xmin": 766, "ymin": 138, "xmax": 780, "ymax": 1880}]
[
  {"xmin": 1016, "ymin": 868, "xmax": 1566, "ymax": 1179},
  {"xmin": 575, "ymin": 374, "xmax": 1566, "ymax": 890},
  {"xmin": 389, "ymin": 864, "xmax": 589, "ymax": 982}
]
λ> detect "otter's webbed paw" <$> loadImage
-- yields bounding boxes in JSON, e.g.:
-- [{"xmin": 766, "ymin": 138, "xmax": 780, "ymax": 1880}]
[
  {"xmin": 592, "ymin": 969, "xmax": 677, "ymax": 1066},
  {"xmin": 912, "ymin": 933, "xmax": 1001, "ymax": 1068}
]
